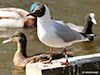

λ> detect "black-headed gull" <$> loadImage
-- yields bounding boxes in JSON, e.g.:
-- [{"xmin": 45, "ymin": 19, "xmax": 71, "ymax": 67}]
[
  {"xmin": 27, "ymin": 4, "xmax": 89, "ymax": 65},
  {"xmin": 29, "ymin": 2, "xmax": 96, "ymax": 41}
]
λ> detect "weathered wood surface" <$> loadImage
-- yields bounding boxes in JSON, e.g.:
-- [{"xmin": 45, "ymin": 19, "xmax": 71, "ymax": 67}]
[{"xmin": 26, "ymin": 53, "xmax": 100, "ymax": 75}]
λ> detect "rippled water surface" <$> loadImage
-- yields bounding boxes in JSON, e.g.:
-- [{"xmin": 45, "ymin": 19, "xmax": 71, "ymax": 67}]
[{"xmin": 0, "ymin": 0, "xmax": 100, "ymax": 75}]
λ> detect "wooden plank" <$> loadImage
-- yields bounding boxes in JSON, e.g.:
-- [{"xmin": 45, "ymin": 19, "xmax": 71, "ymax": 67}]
[{"xmin": 26, "ymin": 53, "xmax": 100, "ymax": 75}]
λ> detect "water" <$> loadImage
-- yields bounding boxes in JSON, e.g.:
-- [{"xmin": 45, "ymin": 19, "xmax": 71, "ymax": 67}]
[{"xmin": 0, "ymin": 0, "xmax": 100, "ymax": 75}]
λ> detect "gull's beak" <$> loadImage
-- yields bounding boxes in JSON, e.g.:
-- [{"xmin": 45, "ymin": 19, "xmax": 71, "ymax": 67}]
[
  {"xmin": 91, "ymin": 18, "xmax": 97, "ymax": 25},
  {"xmin": 2, "ymin": 39, "xmax": 11, "ymax": 44},
  {"xmin": 26, "ymin": 13, "xmax": 33, "ymax": 16}
]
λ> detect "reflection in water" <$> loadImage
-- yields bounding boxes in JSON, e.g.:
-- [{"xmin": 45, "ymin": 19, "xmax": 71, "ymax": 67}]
[
  {"xmin": 67, "ymin": 41, "xmax": 97, "ymax": 56},
  {"xmin": 0, "ymin": 28, "xmax": 36, "ymax": 39},
  {"xmin": 11, "ymin": 68, "xmax": 25, "ymax": 75},
  {"xmin": 0, "ymin": 28, "xmax": 24, "ymax": 38},
  {"xmin": 0, "ymin": 0, "xmax": 100, "ymax": 75}
]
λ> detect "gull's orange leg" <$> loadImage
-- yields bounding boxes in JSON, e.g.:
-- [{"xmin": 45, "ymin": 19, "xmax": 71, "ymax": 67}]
[
  {"xmin": 44, "ymin": 47, "xmax": 53, "ymax": 64},
  {"xmin": 61, "ymin": 48, "xmax": 69, "ymax": 66}
]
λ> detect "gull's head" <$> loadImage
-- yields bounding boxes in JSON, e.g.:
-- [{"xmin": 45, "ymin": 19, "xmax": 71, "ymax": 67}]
[
  {"xmin": 27, "ymin": 2, "xmax": 46, "ymax": 17},
  {"xmin": 87, "ymin": 13, "xmax": 97, "ymax": 25}
]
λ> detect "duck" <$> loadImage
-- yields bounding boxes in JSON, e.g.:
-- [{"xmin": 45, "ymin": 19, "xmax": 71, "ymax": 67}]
[
  {"xmin": 66, "ymin": 13, "xmax": 97, "ymax": 41},
  {"xmin": 0, "ymin": 8, "xmax": 36, "ymax": 28},
  {"xmin": 27, "ymin": 3, "xmax": 89, "ymax": 65},
  {"xmin": 2, "ymin": 31, "xmax": 65, "ymax": 68}
]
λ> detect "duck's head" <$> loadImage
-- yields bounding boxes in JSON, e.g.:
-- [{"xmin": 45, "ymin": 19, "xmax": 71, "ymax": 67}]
[
  {"xmin": 86, "ymin": 13, "xmax": 97, "ymax": 25},
  {"xmin": 29, "ymin": 2, "xmax": 41, "ymax": 13},
  {"xmin": 2, "ymin": 31, "xmax": 27, "ymax": 44},
  {"xmin": 27, "ymin": 2, "xmax": 46, "ymax": 17}
]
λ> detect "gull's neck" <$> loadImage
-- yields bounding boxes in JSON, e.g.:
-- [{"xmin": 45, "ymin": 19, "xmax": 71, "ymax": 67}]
[
  {"xmin": 37, "ymin": 5, "xmax": 53, "ymax": 42},
  {"xmin": 37, "ymin": 5, "xmax": 52, "ymax": 28}
]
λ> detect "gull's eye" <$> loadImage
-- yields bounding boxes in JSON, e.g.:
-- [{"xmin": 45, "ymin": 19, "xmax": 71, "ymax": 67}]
[
  {"xmin": 36, "ymin": 8, "xmax": 42, "ymax": 12},
  {"xmin": 37, "ymin": 9, "xmax": 41, "ymax": 12}
]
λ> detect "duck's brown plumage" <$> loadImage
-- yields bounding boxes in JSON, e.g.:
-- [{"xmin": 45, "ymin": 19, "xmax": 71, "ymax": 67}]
[{"xmin": 2, "ymin": 31, "xmax": 66, "ymax": 68}]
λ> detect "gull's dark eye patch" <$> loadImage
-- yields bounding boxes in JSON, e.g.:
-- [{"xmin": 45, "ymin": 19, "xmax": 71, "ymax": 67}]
[{"xmin": 31, "ymin": 4, "xmax": 45, "ymax": 17}]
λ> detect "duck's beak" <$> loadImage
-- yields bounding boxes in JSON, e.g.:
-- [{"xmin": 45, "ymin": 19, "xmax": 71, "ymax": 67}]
[
  {"xmin": 91, "ymin": 18, "xmax": 97, "ymax": 25},
  {"xmin": 2, "ymin": 39, "xmax": 11, "ymax": 44}
]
